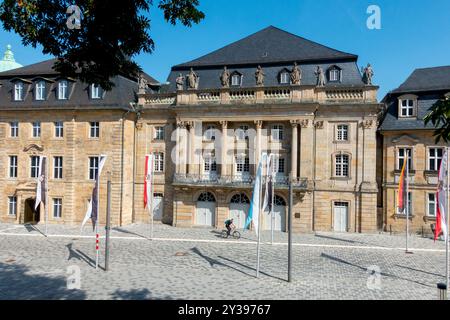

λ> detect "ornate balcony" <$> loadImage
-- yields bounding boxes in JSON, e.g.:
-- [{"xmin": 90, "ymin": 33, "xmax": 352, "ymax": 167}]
[{"xmin": 173, "ymin": 173, "xmax": 309, "ymax": 190}]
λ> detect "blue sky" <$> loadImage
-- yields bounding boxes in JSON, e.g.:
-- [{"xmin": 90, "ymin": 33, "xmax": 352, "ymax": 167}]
[{"xmin": 1, "ymin": 0, "xmax": 449, "ymax": 98}]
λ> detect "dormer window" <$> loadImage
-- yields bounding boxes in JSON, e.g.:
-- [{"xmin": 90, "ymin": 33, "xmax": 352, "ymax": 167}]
[
  {"xmin": 280, "ymin": 71, "xmax": 290, "ymax": 84},
  {"xmin": 398, "ymin": 95, "xmax": 417, "ymax": 118},
  {"xmin": 328, "ymin": 66, "xmax": 342, "ymax": 82},
  {"xmin": 14, "ymin": 82, "xmax": 23, "ymax": 101},
  {"xmin": 35, "ymin": 81, "xmax": 46, "ymax": 100},
  {"xmin": 58, "ymin": 80, "xmax": 68, "ymax": 100},
  {"xmin": 231, "ymin": 72, "xmax": 242, "ymax": 87},
  {"xmin": 91, "ymin": 84, "xmax": 102, "ymax": 99}
]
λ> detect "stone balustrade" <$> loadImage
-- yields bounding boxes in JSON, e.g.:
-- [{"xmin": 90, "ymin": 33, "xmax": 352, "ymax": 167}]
[{"xmin": 139, "ymin": 85, "xmax": 378, "ymax": 106}]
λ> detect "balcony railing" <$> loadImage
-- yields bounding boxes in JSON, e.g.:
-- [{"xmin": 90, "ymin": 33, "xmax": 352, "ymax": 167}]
[{"xmin": 173, "ymin": 173, "xmax": 308, "ymax": 189}]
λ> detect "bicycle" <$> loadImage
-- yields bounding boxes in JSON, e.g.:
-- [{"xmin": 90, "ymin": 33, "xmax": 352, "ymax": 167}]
[{"xmin": 221, "ymin": 228, "xmax": 241, "ymax": 239}]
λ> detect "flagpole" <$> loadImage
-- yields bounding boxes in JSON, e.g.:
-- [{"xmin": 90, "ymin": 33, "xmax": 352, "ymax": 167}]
[
  {"xmin": 446, "ymin": 147, "xmax": 449, "ymax": 294},
  {"xmin": 271, "ymin": 154, "xmax": 275, "ymax": 245},
  {"xmin": 256, "ymin": 156, "xmax": 264, "ymax": 278},
  {"xmin": 150, "ymin": 156, "xmax": 154, "ymax": 240},
  {"xmin": 44, "ymin": 157, "xmax": 49, "ymax": 237},
  {"xmin": 406, "ymin": 155, "xmax": 410, "ymax": 253},
  {"xmin": 95, "ymin": 157, "xmax": 100, "ymax": 270}
]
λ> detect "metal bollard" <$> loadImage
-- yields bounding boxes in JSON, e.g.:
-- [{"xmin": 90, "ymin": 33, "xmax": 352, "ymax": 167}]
[{"xmin": 437, "ymin": 283, "xmax": 447, "ymax": 300}]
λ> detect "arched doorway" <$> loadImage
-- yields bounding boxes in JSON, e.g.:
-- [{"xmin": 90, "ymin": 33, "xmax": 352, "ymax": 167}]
[
  {"xmin": 264, "ymin": 195, "xmax": 287, "ymax": 232},
  {"xmin": 229, "ymin": 193, "xmax": 250, "ymax": 229},
  {"xmin": 195, "ymin": 192, "xmax": 216, "ymax": 226},
  {"xmin": 24, "ymin": 198, "xmax": 40, "ymax": 224}
]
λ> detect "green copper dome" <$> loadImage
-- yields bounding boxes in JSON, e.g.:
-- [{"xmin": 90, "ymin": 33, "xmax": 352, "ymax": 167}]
[{"xmin": 0, "ymin": 45, "xmax": 23, "ymax": 72}]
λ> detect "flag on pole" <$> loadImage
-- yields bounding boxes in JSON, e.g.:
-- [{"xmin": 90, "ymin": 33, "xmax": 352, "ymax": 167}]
[
  {"xmin": 262, "ymin": 154, "xmax": 273, "ymax": 213},
  {"xmin": 144, "ymin": 154, "xmax": 154, "ymax": 210},
  {"xmin": 245, "ymin": 154, "xmax": 266, "ymax": 234},
  {"xmin": 397, "ymin": 159, "xmax": 408, "ymax": 214},
  {"xmin": 435, "ymin": 149, "xmax": 448, "ymax": 241},
  {"xmin": 35, "ymin": 156, "xmax": 47, "ymax": 211},
  {"xmin": 81, "ymin": 155, "xmax": 107, "ymax": 231}
]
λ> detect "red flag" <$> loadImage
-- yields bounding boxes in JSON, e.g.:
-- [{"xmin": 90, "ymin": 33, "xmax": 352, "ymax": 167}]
[
  {"xmin": 435, "ymin": 150, "xmax": 448, "ymax": 241},
  {"xmin": 397, "ymin": 160, "xmax": 407, "ymax": 213},
  {"xmin": 144, "ymin": 155, "xmax": 154, "ymax": 209}
]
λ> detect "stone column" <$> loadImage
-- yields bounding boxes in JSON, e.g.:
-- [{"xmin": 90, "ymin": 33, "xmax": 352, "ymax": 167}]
[
  {"xmin": 176, "ymin": 120, "xmax": 187, "ymax": 175},
  {"xmin": 254, "ymin": 120, "xmax": 263, "ymax": 173},
  {"xmin": 290, "ymin": 120, "xmax": 298, "ymax": 179},
  {"xmin": 299, "ymin": 119, "xmax": 313, "ymax": 180},
  {"xmin": 188, "ymin": 121, "xmax": 197, "ymax": 175},
  {"xmin": 220, "ymin": 121, "xmax": 228, "ymax": 177}
]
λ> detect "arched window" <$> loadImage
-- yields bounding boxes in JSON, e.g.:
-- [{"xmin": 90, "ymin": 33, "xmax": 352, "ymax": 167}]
[
  {"xmin": 274, "ymin": 195, "xmax": 286, "ymax": 206},
  {"xmin": 198, "ymin": 192, "xmax": 216, "ymax": 202},
  {"xmin": 279, "ymin": 69, "xmax": 290, "ymax": 84},
  {"xmin": 327, "ymin": 66, "xmax": 342, "ymax": 82},
  {"xmin": 230, "ymin": 193, "xmax": 250, "ymax": 204},
  {"xmin": 231, "ymin": 71, "xmax": 243, "ymax": 86}
]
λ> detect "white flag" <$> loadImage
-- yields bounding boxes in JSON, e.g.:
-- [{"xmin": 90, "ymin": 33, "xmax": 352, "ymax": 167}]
[
  {"xmin": 437, "ymin": 150, "xmax": 449, "ymax": 241},
  {"xmin": 35, "ymin": 156, "xmax": 47, "ymax": 211},
  {"xmin": 245, "ymin": 153, "xmax": 267, "ymax": 235},
  {"xmin": 81, "ymin": 155, "xmax": 107, "ymax": 231},
  {"xmin": 262, "ymin": 154, "xmax": 274, "ymax": 213}
]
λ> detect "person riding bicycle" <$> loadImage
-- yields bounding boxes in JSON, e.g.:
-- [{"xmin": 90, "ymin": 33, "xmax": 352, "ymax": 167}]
[{"xmin": 225, "ymin": 218, "xmax": 235, "ymax": 236}]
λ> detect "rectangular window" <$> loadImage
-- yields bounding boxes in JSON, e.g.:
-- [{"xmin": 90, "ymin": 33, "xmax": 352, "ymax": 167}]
[
  {"xmin": 204, "ymin": 125, "xmax": 216, "ymax": 141},
  {"xmin": 231, "ymin": 75, "xmax": 241, "ymax": 86},
  {"xmin": 271, "ymin": 125, "xmax": 284, "ymax": 141},
  {"xmin": 236, "ymin": 157, "xmax": 250, "ymax": 173},
  {"xmin": 154, "ymin": 153, "xmax": 164, "ymax": 172},
  {"xmin": 9, "ymin": 156, "xmax": 18, "ymax": 178},
  {"xmin": 154, "ymin": 126, "xmax": 165, "ymax": 140},
  {"xmin": 428, "ymin": 193, "xmax": 437, "ymax": 217},
  {"xmin": 31, "ymin": 156, "xmax": 40, "ymax": 178},
  {"xmin": 329, "ymin": 69, "xmax": 340, "ymax": 82},
  {"xmin": 53, "ymin": 198, "xmax": 62, "ymax": 218},
  {"xmin": 401, "ymin": 100, "xmax": 414, "ymax": 117},
  {"xmin": 36, "ymin": 81, "xmax": 46, "ymax": 100},
  {"xmin": 54, "ymin": 156, "xmax": 63, "ymax": 179},
  {"xmin": 280, "ymin": 72, "xmax": 290, "ymax": 84},
  {"xmin": 204, "ymin": 157, "xmax": 217, "ymax": 173},
  {"xmin": 337, "ymin": 124, "xmax": 349, "ymax": 141},
  {"xmin": 58, "ymin": 80, "xmax": 68, "ymax": 100},
  {"xmin": 397, "ymin": 192, "xmax": 412, "ymax": 216},
  {"xmin": 10, "ymin": 122, "xmax": 19, "ymax": 137},
  {"xmin": 89, "ymin": 157, "xmax": 99, "ymax": 180},
  {"xmin": 32, "ymin": 122, "xmax": 41, "ymax": 138},
  {"xmin": 237, "ymin": 125, "xmax": 249, "ymax": 140},
  {"xmin": 8, "ymin": 196, "xmax": 17, "ymax": 216},
  {"xmin": 275, "ymin": 157, "xmax": 285, "ymax": 174},
  {"xmin": 55, "ymin": 121, "xmax": 64, "ymax": 138},
  {"xmin": 397, "ymin": 148, "xmax": 412, "ymax": 170},
  {"xmin": 14, "ymin": 82, "xmax": 23, "ymax": 101},
  {"xmin": 335, "ymin": 154, "xmax": 349, "ymax": 177},
  {"xmin": 428, "ymin": 148, "xmax": 444, "ymax": 171},
  {"xmin": 91, "ymin": 84, "xmax": 101, "ymax": 99},
  {"xmin": 90, "ymin": 122, "xmax": 100, "ymax": 138}
]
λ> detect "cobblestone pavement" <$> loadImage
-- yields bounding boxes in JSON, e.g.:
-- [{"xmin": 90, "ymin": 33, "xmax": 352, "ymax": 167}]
[{"xmin": 0, "ymin": 223, "xmax": 447, "ymax": 300}]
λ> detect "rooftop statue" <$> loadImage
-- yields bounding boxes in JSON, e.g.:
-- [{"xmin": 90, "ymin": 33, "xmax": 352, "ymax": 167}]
[
  {"xmin": 220, "ymin": 66, "xmax": 230, "ymax": 88},
  {"xmin": 290, "ymin": 62, "xmax": 302, "ymax": 85},
  {"xmin": 315, "ymin": 66, "xmax": 325, "ymax": 87},
  {"xmin": 138, "ymin": 74, "xmax": 148, "ymax": 94},
  {"xmin": 362, "ymin": 63, "xmax": 374, "ymax": 85},
  {"xmin": 187, "ymin": 68, "xmax": 199, "ymax": 89},
  {"xmin": 176, "ymin": 73, "xmax": 185, "ymax": 91},
  {"xmin": 255, "ymin": 65, "xmax": 265, "ymax": 86}
]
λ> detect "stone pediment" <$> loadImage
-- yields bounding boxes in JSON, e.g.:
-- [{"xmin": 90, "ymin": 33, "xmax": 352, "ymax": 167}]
[
  {"xmin": 23, "ymin": 144, "xmax": 44, "ymax": 152},
  {"xmin": 15, "ymin": 180, "xmax": 37, "ymax": 192},
  {"xmin": 391, "ymin": 134, "xmax": 420, "ymax": 144}
]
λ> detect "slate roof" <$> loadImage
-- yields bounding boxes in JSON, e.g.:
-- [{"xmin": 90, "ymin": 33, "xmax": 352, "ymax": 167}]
[
  {"xmin": 379, "ymin": 66, "xmax": 450, "ymax": 132},
  {"xmin": 0, "ymin": 59, "xmax": 160, "ymax": 110},
  {"xmin": 174, "ymin": 26, "xmax": 357, "ymax": 68},
  {"xmin": 391, "ymin": 66, "xmax": 450, "ymax": 94},
  {"xmin": 0, "ymin": 58, "xmax": 160, "ymax": 86},
  {"xmin": 166, "ymin": 26, "xmax": 365, "ymax": 92}
]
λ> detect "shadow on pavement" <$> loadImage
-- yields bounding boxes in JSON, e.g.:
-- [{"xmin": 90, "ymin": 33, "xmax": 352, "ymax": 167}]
[
  {"xmin": 0, "ymin": 262, "xmax": 87, "ymax": 300},
  {"xmin": 320, "ymin": 253, "xmax": 434, "ymax": 288},
  {"xmin": 394, "ymin": 264, "xmax": 443, "ymax": 278},
  {"xmin": 112, "ymin": 227, "xmax": 148, "ymax": 239},
  {"xmin": 218, "ymin": 255, "xmax": 286, "ymax": 282},
  {"xmin": 111, "ymin": 288, "xmax": 174, "ymax": 300},
  {"xmin": 66, "ymin": 243, "xmax": 101, "ymax": 269}
]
